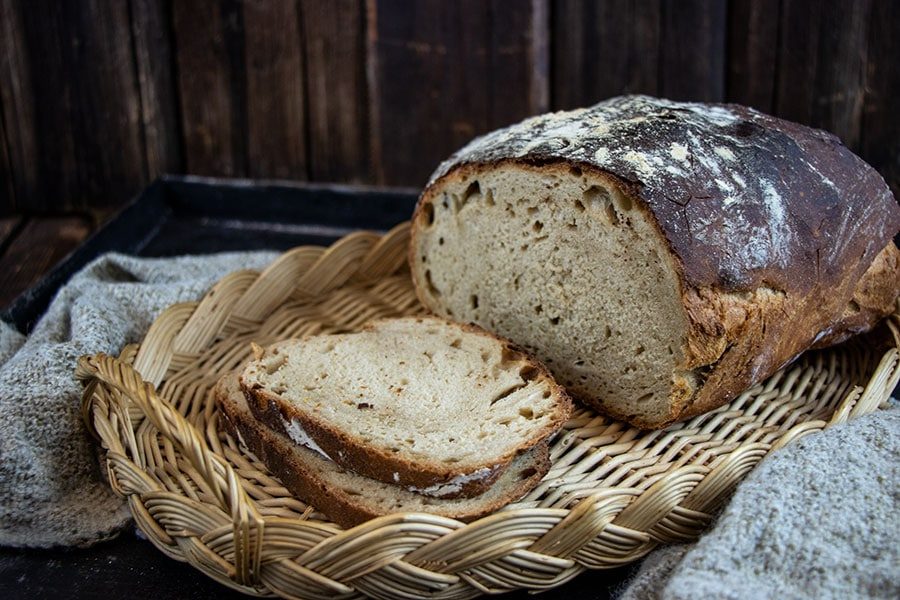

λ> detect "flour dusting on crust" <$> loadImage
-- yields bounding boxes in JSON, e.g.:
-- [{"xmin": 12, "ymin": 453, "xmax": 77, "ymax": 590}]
[{"xmin": 428, "ymin": 95, "xmax": 898, "ymax": 293}]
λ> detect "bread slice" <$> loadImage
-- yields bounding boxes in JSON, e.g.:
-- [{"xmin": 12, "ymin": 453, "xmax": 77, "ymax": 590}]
[
  {"xmin": 216, "ymin": 373, "xmax": 550, "ymax": 528},
  {"xmin": 409, "ymin": 95, "xmax": 900, "ymax": 429},
  {"xmin": 239, "ymin": 316, "xmax": 571, "ymax": 498}
]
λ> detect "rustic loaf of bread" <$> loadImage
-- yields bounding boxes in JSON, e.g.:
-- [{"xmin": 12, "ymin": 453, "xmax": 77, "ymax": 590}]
[
  {"xmin": 410, "ymin": 95, "xmax": 900, "ymax": 429},
  {"xmin": 239, "ymin": 316, "xmax": 571, "ymax": 498},
  {"xmin": 216, "ymin": 373, "xmax": 549, "ymax": 528}
]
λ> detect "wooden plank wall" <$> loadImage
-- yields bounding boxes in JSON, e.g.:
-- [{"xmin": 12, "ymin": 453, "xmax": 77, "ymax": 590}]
[{"xmin": 0, "ymin": 0, "xmax": 897, "ymax": 215}]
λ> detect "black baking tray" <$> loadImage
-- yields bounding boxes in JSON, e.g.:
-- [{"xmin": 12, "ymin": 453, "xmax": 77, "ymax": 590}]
[
  {"xmin": 2, "ymin": 175, "xmax": 419, "ymax": 334},
  {"xmin": 0, "ymin": 176, "xmax": 635, "ymax": 599}
]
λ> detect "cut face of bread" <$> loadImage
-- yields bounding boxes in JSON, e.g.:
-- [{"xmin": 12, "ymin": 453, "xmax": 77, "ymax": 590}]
[
  {"xmin": 216, "ymin": 373, "xmax": 550, "ymax": 528},
  {"xmin": 411, "ymin": 165, "xmax": 691, "ymax": 427},
  {"xmin": 239, "ymin": 316, "xmax": 571, "ymax": 498}
]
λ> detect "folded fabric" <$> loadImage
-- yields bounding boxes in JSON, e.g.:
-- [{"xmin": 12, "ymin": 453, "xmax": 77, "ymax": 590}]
[
  {"xmin": 0, "ymin": 251, "xmax": 275, "ymax": 548},
  {"xmin": 617, "ymin": 407, "xmax": 899, "ymax": 600}
]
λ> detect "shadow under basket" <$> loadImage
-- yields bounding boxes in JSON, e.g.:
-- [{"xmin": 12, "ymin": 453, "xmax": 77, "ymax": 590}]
[{"xmin": 77, "ymin": 222, "xmax": 900, "ymax": 599}]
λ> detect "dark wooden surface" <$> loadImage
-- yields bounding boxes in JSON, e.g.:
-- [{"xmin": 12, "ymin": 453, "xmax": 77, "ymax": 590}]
[
  {"xmin": 0, "ymin": 216, "xmax": 93, "ymax": 309},
  {"xmin": 1, "ymin": 0, "xmax": 898, "ymax": 212}
]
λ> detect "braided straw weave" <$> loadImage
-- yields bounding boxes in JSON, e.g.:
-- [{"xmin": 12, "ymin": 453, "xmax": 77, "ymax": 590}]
[{"xmin": 77, "ymin": 222, "xmax": 900, "ymax": 598}]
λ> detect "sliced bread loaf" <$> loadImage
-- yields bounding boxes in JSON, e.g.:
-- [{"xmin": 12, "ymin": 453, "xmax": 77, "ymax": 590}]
[
  {"xmin": 216, "ymin": 373, "xmax": 549, "ymax": 527},
  {"xmin": 410, "ymin": 95, "xmax": 900, "ymax": 429},
  {"xmin": 239, "ymin": 316, "xmax": 571, "ymax": 498}
]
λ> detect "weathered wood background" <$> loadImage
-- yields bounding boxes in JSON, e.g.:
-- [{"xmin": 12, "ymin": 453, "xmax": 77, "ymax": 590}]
[{"xmin": 1, "ymin": 0, "xmax": 897, "ymax": 215}]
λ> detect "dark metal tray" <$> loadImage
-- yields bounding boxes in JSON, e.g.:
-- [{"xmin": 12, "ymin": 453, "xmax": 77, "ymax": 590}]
[
  {"xmin": 2, "ymin": 175, "xmax": 419, "ymax": 334},
  {"xmin": 0, "ymin": 176, "xmax": 632, "ymax": 599}
]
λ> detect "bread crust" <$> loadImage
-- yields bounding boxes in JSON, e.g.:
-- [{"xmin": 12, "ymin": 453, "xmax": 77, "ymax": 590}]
[
  {"xmin": 216, "ymin": 375, "xmax": 550, "ymax": 528},
  {"xmin": 239, "ymin": 316, "xmax": 572, "ymax": 497},
  {"xmin": 410, "ymin": 96, "xmax": 900, "ymax": 429}
]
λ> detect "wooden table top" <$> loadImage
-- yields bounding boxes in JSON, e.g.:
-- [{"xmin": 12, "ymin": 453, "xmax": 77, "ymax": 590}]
[{"xmin": 0, "ymin": 215, "xmax": 93, "ymax": 310}]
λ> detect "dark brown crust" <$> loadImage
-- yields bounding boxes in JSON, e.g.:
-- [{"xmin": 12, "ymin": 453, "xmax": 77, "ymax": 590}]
[
  {"xmin": 216, "ymin": 375, "xmax": 550, "ymax": 528},
  {"xmin": 239, "ymin": 316, "xmax": 572, "ymax": 496},
  {"xmin": 410, "ymin": 96, "xmax": 900, "ymax": 429}
]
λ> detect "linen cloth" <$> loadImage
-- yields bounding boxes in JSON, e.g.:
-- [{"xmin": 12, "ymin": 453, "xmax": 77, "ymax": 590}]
[{"xmin": 0, "ymin": 251, "xmax": 275, "ymax": 547}]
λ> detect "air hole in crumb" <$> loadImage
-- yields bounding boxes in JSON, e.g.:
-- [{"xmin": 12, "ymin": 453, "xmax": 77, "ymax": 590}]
[
  {"xmin": 549, "ymin": 316, "xmax": 560, "ymax": 325},
  {"xmin": 574, "ymin": 359, "xmax": 585, "ymax": 366},
  {"xmin": 421, "ymin": 255, "xmax": 427, "ymax": 262},
  {"xmin": 542, "ymin": 390, "xmax": 551, "ymax": 399},
  {"xmin": 470, "ymin": 294, "xmax": 479, "ymax": 309},
  {"xmin": 605, "ymin": 203, "xmax": 620, "ymax": 225},
  {"xmin": 636, "ymin": 393, "xmax": 654, "ymax": 404},
  {"xmin": 847, "ymin": 300, "xmax": 860, "ymax": 313},
  {"xmin": 614, "ymin": 193, "xmax": 633, "ymax": 212},
  {"xmin": 446, "ymin": 457, "xmax": 461, "ymax": 463},
  {"xmin": 342, "ymin": 489, "xmax": 362, "ymax": 496},
  {"xmin": 501, "ymin": 346, "xmax": 522, "ymax": 363},
  {"xmin": 518, "ymin": 407, "xmax": 534, "ymax": 419},
  {"xmin": 422, "ymin": 202, "xmax": 435, "ymax": 225},
  {"xmin": 532, "ymin": 220, "xmax": 544, "ymax": 233},
  {"xmin": 569, "ymin": 166, "xmax": 582, "ymax": 177},
  {"xmin": 604, "ymin": 325, "xmax": 612, "ymax": 338},
  {"xmin": 425, "ymin": 270, "xmax": 441, "ymax": 297},
  {"xmin": 527, "ymin": 206, "xmax": 538, "ymax": 215},
  {"xmin": 438, "ymin": 237, "xmax": 444, "ymax": 245},
  {"xmin": 635, "ymin": 345, "xmax": 646, "ymax": 356},
  {"xmin": 534, "ymin": 304, "xmax": 543, "ymax": 314},
  {"xmin": 441, "ymin": 195, "xmax": 450, "ymax": 210},
  {"xmin": 463, "ymin": 180, "xmax": 481, "ymax": 204},
  {"xmin": 519, "ymin": 467, "xmax": 537, "ymax": 480},
  {"xmin": 390, "ymin": 447, "xmax": 400, "ymax": 453},
  {"xmin": 574, "ymin": 199, "xmax": 586, "ymax": 212},
  {"xmin": 484, "ymin": 188, "xmax": 495, "ymax": 206},
  {"xmin": 519, "ymin": 365, "xmax": 538, "ymax": 381},
  {"xmin": 450, "ymin": 338, "xmax": 462, "ymax": 348},
  {"xmin": 480, "ymin": 351, "xmax": 490, "ymax": 363}
]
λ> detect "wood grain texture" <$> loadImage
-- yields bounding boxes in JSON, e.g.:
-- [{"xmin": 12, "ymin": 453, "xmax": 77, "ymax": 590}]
[
  {"xmin": 130, "ymin": 0, "xmax": 183, "ymax": 178},
  {"xmin": 552, "ymin": 0, "xmax": 661, "ymax": 110},
  {"xmin": 727, "ymin": 0, "xmax": 780, "ymax": 112},
  {"xmin": 173, "ymin": 0, "xmax": 246, "ymax": 176},
  {"xmin": 0, "ymin": 0, "xmax": 36, "ymax": 213},
  {"xmin": 775, "ymin": 0, "xmax": 871, "ymax": 149},
  {"xmin": 862, "ymin": 0, "xmax": 900, "ymax": 198},
  {"xmin": 660, "ymin": 0, "xmax": 727, "ymax": 102},
  {"xmin": 0, "ymin": 97, "xmax": 13, "ymax": 213},
  {"xmin": 1, "ymin": 0, "xmax": 146, "ymax": 211},
  {"xmin": 243, "ymin": 0, "xmax": 308, "ymax": 180},
  {"xmin": 367, "ymin": 0, "xmax": 549, "ymax": 187},
  {"xmin": 0, "ymin": 216, "xmax": 22, "ymax": 249},
  {"xmin": 302, "ymin": 0, "xmax": 369, "ymax": 182},
  {"xmin": 0, "ymin": 216, "xmax": 91, "ymax": 308}
]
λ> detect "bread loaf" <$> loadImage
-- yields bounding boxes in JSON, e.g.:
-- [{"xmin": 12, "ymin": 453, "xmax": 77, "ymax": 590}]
[
  {"xmin": 216, "ymin": 373, "xmax": 549, "ymax": 528},
  {"xmin": 239, "ymin": 316, "xmax": 571, "ymax": 498},
  {"xmin": 410, "ymin": 95, "xmax": 900, "ymax": 429}
]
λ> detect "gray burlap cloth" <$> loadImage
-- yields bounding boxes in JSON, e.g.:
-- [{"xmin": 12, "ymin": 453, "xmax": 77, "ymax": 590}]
[{"xmin": 0, "ymin": 252, "xmax": 896, "ymax": 599}]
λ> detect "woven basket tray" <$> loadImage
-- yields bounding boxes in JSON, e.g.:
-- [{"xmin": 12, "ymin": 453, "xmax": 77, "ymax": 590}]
[{"xmin": 77, "ymin": 222, "xmax": 900, "ymax": 599}]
